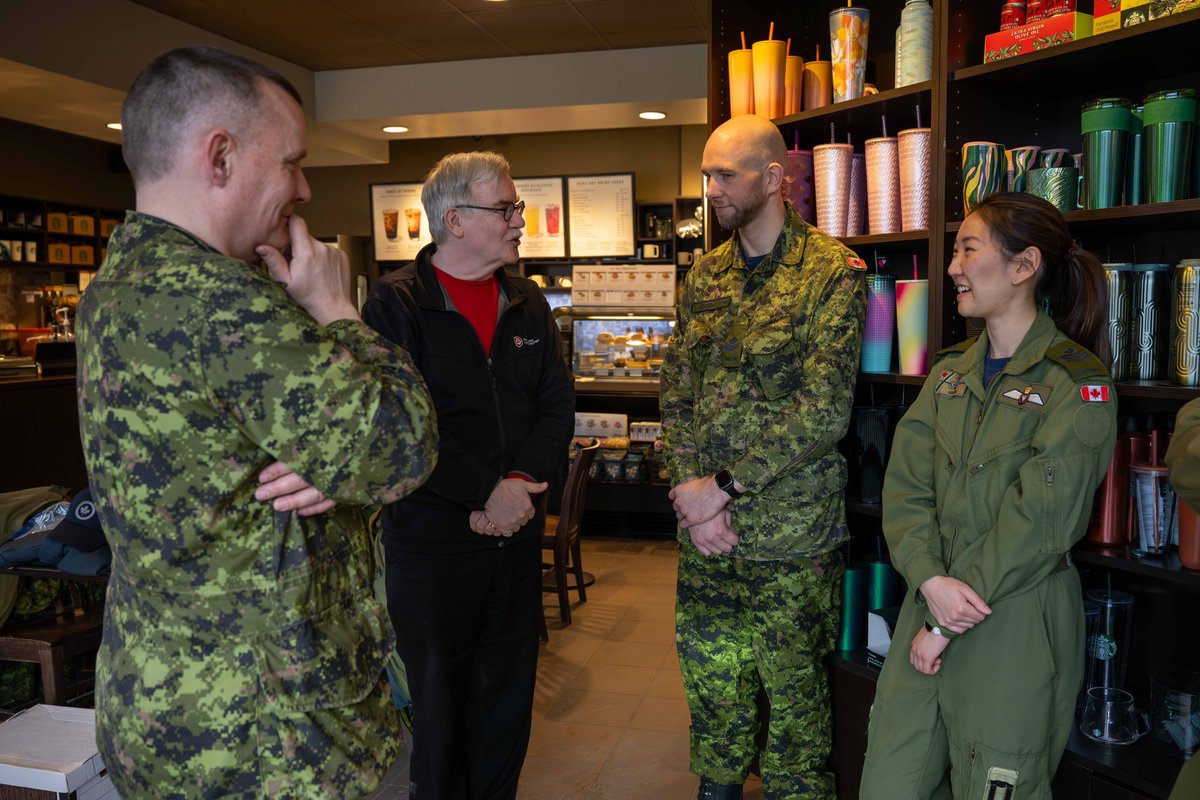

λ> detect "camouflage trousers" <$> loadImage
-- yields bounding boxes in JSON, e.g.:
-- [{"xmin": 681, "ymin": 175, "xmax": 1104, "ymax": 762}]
[{"xmin": 675, "ymin": 543, "xmax": 844, "ymax": 800}]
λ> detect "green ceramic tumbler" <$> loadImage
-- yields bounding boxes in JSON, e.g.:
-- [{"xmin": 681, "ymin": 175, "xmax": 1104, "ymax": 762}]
[
  {"xmin": 1143, "ymin": 89, "xmax": 1196, "ymax": 204},
  {"xmin": 961, "ymin": 141, "xmax": 1006, "ymax": 216},
  {"xmin": 1081, "ymin": 98, "xmax": 1133, "ymax": 210}
]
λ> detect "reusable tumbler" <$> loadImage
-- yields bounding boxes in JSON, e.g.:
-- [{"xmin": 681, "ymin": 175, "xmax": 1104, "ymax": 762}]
[
  {"xmin": 1150, "ymin": 670, "xmax": 1200, "ymax": 758},
  {"xmin": 838, "ymin": 563, "xmax": 866, "ymax": 651},
  {"xmin": 847, "ymin": 154, "xmax": 867, "ymax": 237},
  {"xmin": 813, "ymin": 143, "xmax": 854, "ymax": 237},
  {"xmin": 1084, "ymin": 588, "xmax": 1134, "ymax": 692},
  {"xmin": 1041, "ymin": 147, "xmax": 1071, "ymax": 168},
  {"xmin": 784, "ymin": 55, "xmax": 804, "ymax": 116},
  {"xmin": 1005, "ymin": 145, "xmax": 1042, "ymax": 192},
  {"xmin": 1027, "ymin": 167, "xmax": 1080, "ymax": 212},
  {"xmin": 752, "ymin": 38, "xmax": 787, "ymax": 120},
  {"xmin": 864, "ymin": 554, "xmax": 899, "ymax": 612},
  {"xmin": 896, "ymin": 0, "xmax": 933, "ymax": 87},
  {"xmin": 1103, "ymin": 263, "xmax": 1132, "ymax": 381},
  {"xmin": 829, "ymin": 6, "xmax": 870, "ymax": 103},
  {"xmin": 961, "ymin": 141, "xmax": 1006, "ymax": 216},
  {"xmin": 785, "ymin": 148, "xmax": 816, "ymax": 225},
  {"xmin": 728, "ymin": 47, "xmax": 755, "ymax": 117},
  {"xmin": 1081, "ymin": 97, "xmax": 1134, "ymax": 210},
  {"xmin": 1126, "ymin": 105, "xmax": 1146, "ymax": 206},
  {"xmin": 1130, "ymin": 263, "xmax": 1171, "ymax": 380},
  {"xmin": 1078, "ymin": 600, "xmax": 1101, "ymax": 713},
  {"xmin": 853, "ymin": 407, "xmax": 892, "ymax": 503},
  {"xmin": 1179, "ymin": 500, "xmax": 1200, "ymax": 571},
  {"xmin": 1087, "ymin": 427, "xmax": 1133, "ymax": 547},
  {"xmin": 861, "ymin": 274, "xmax": 896, "ymax": 374},
  {"xmin": 865, "ymin": 137, "xmax": 902, "ymax": 234},
  {"xmin": 1132, "ymin": 463, "xmax": 1176, "ymax": 555},
  {"xmin": 802, "ymin": 59, "xmax": 833, "ymax": 110},
  {"xmin": 1143, "ymin": 88, "xmax": 1197, "ymax": 204},
  {"xmin": 1171, "ymin": 258, "xmax": 1200, "ymax": 386},
  {"xmin": 897, "ymin": 127, "xmax": 932, "ymax": 230},
  {"xmin": 895, "ymin": 279, "xmax": 928, "ymax": 375}
]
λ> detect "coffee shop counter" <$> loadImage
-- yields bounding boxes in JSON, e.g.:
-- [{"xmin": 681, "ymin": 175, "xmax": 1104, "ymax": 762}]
[{"xmin": 0, "ymin": 373, "xmax": 87, "ymax": 493}]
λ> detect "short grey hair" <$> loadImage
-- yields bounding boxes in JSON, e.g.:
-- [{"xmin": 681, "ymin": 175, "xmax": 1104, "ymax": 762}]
[
  {"xmin": 121, "ymin": 45, "xmax": 303, "ymax": 185},
  {"xmin": 422, "ymin": 152, "xmax": 512, "ymax": 243}
]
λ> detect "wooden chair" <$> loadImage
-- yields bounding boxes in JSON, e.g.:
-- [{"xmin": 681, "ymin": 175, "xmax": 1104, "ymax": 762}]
[{"xmin": 542, "ymin": 439, "xmax": 600, "ymax": 627}]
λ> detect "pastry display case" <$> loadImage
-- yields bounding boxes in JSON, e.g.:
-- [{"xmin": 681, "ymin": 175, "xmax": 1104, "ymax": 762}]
[{"xmin": 557, "ymin": 309, "xmax": 674, "ymax": 393}]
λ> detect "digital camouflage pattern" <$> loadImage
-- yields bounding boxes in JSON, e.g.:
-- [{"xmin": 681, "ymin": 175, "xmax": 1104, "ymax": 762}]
[
  {"xmin": 75, "ymin": 212, "xmax": 438, "ymax": 799},
  {"xmin": 861, "ymin": 314, "xmax": 1116, "ymax": 799},
  {"xmin": 660, "ymin": 203, "xmax": 866, "ymax": 560},
  {"xmin": 676, "ymin": 544, "xmax": 843, "ymax": 798}
]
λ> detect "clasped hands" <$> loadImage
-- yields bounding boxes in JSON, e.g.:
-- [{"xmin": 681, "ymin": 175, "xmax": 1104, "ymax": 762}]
[
  {"xmin": 469, "ymin": 478, "xmax": 548, "ymax": 538},
  {"xmin": 909, "ymin": 575, "xmax": 992, "ymax": 676},
  {"xmin": 668, "ymin": 475, "xmax": 740, "ymax": 556}
]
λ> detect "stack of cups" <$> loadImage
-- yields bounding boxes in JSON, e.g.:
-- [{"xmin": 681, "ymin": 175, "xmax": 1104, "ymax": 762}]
[
  {"xmin": 784, "ymin": 55, "xmax": 805, "ymax": 116},
  {"xmin": 728, "ymin": 46, "xmax": 755, "ymax": 117},
  {"xmin": 847, "ymin": 154, "xmax": 868, "ymax": 237},
  {"xmin": 1130, "ymin": 263, "xmax": 1171, "ymax": 380},
  {"xmin": 829, "ymin": 6, "xmax": 870, "ymax": 103},
  {"xmin": 896, "ymin": 278, "xmax": 929, "ymax": 375},
  {"xmin": 813, "ymin": 143, "xmax": 854, "ymax": 237},
  {"xmin": 961, "ymin": 141, "xmax": 1006, "ymax": 216},
  {"xmin": 865, "ymin": 136, "xmax": 902, "ymax": 234},
  {"xmin": 1081, "ymin": 97, "xmax": 1134, "ymax": 210},
  {"xmin": 1171, "ymin": 258, "xmax": 1200, "ymax": 386},
  {"xmin": 862, "ymin": 274, "xmax": 896, "ymax": 373},
  {"xmin": 1103, "ymin": 263, "xmax": 1133, "ymax": 381},
  {"xmin": 1143, "ymin": 88, "xmax": 1197, "ymax": 204},
  {"xmin": 785, "ymin": 148, "xmax": 817, "ymax": 225},
  {"xmin": 898, "ymin": 128, "xmax": 932, "ymax": 230},
  {"xmin": 752, "ymin": 37, "xmax": 787, "ymax": 120}
]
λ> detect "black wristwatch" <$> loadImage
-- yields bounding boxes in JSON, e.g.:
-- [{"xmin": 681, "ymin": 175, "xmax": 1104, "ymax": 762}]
[{"xmin": 715, "ymin": 469, "xmax": 744, "ymax": 500}]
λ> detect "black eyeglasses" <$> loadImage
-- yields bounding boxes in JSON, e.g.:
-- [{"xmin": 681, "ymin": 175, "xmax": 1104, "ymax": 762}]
[{"xmin": 457, "ymin": 199, "xmax": 526, "ymax": 222}]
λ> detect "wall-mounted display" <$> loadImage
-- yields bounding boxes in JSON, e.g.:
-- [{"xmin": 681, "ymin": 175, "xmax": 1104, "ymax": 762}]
[
  {"xmin": 566, "ymin": 174, "xmax": 636, "ymax": 258},
  {"xmin": 570, "ymin": 264, "xmax": 674, "ymax": 309},
  {"xmin": 369, "ymin": 182, "xmax": 430, "ymax": 262},
  {"xmin": 514, "ymin": 177, "xmax": 566, "ymax": 259}
]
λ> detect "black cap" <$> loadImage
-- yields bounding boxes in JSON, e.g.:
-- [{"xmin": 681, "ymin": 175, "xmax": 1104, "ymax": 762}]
[{"xmin": 48, "ymin": 488, "xmax": 107, "ymax": 552}]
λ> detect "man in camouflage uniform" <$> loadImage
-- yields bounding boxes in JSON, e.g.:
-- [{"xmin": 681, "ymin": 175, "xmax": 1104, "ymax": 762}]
[
  {"xmin": 75, "ymin": 46, "xmax": 437, "ymax": 799},
  {"xmin": 660, "ymin": 114, "xmax": 866, "ymax": 799}
]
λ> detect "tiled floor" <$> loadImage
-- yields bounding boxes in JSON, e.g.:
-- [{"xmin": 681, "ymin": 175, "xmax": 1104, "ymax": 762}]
[{"xmin": 371, "ymin": 536, "xmax": 767, "ymax": 800}]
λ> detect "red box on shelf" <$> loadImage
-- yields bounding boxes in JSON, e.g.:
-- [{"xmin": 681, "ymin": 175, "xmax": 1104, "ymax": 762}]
[
  {"xmin": 1093, "ymin": 0, "xmax": 1121, "ymax": 32},
  {"xmin": 983, "ymin": 12, "xmax": 1094, "ymax": 62}
]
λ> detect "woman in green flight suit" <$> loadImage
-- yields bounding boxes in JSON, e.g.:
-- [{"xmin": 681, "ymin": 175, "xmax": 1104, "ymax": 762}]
[{"xmin": 860, "ymin": 193, "xmax": 1117, "ymax": 800}]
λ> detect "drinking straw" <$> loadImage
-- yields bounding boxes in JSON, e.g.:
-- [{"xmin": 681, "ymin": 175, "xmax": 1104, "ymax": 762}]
[
  {"xmin": 873, "ymin": 249, "xmax": 879, "ymax": 274},
  {"xmin": 769, "ymin": 22, "xmax": 774, "ymax": 40},
  {"xmin": 882, "ymin": 115, "xmax": 888, "ymax": 138},
  {"xmin": 787, "ymin": 37, "xmax": 791, "ymax": 56},
  {"xmin": 830, "ymin": 122, "xmax": 836, "ymax": 144},
  {"xmin": 913, "ymin": 254, "xmax": 919, "ymax": 281},
  {"xmin": 916, "ymin": 105, "xmax": 923, "ymax": 128},
  {"xmin": 741, "ymin": 31, "xmax": 746, "ymax": 49},
  {"xmin": 795, "ymin": 131, "xmax": 800, "ymax": 150}
]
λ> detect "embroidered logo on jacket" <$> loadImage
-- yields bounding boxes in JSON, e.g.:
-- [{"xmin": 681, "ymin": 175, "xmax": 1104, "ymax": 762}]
[
  {"xmin": 1003, "ymin": 385, "xmax": 1044, "ymax": 406},
  {"xmin": 935, "ymin": 371, "xmax": 968, "ymax": 397},
  {"xmin": 513, "ymin": 336, "xmax": 541, "ymax": 348},
  {"xmin": 1080, "ymin": 385, "xmax": 1110, "ymax": 402},
  {"xmin": 997, "ymin": 379, "xmax": 1052, "ymax": 412}
]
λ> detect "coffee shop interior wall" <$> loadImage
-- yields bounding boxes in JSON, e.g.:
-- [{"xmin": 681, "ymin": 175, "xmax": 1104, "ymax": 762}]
[{"xmin": 302, "ymin": 124, "xmax": 707, "ymax": 239}]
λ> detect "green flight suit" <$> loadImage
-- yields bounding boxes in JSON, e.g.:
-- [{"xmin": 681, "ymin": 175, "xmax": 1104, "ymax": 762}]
[
  {"xmin": 75, "ymin": 212, "xmax": 438, "ymax": 799},
  {"xmin": 1165, "ymin": 399, "xmax": 1200, "ymax": 800},
  {"xmin": 661, "ymin": 203, "xmax": 866, "ymax": 798},
  {"xmin": 860, "ymin": 314, "xmax": 1116, "ymax": 800}
]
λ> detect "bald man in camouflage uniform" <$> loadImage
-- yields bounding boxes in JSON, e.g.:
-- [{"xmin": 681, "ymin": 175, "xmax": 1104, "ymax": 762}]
[
  {"xmin": 660, "ymin": 115, "xmax": 866, "ymax": 800},
  {"xmin": 75, "ymin": 46, "xmax": 436, "ymax": 799}
]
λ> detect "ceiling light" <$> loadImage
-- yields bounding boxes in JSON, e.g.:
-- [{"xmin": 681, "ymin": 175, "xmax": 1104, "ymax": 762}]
[
  {"xmin": 381, "ymin": 125, "xmax": 409, "ymax": 134},
  {"xmin": 107, "ymin": 122, "xmax": 122, "ymax": 130},
  {"xmin": 639, "ymin": 111, "xmax": 667, "ymax": 120}
]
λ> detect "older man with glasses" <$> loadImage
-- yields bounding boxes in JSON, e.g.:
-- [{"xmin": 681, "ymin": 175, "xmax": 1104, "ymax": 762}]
[{"xmin": 363, "ymin": 151, "xmax": 575, "ymax": 800}]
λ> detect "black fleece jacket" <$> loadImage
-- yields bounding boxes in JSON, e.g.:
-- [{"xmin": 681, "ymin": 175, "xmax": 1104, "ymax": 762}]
[{"xmin": 362, "ymin": 243, "xmax": 575, "ymax": 552}]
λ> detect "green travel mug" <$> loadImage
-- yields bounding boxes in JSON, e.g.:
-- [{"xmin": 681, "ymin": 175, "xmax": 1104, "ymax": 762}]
[
  {"xmin": 1126, "ymin": 106, "xmax": 1145, "ymax": 206},
  {"xmin": 839, "ymin": 562, "xmax": 866, "ymax": 651},
  {"xmin": 1081, "ymin": 98, "xmax": 1134, "ymax": 210},
  {"xmin": 1143, "ymin": 89, "xmax": 1197, "ymax": 204}
]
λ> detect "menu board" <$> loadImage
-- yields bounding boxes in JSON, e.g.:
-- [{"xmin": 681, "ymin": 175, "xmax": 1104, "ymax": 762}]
[
  {"xmin": 571, "ymin": 264, "xmax": 674, "ymax": 309},
  {"xmin": 370, "ymin": 182, "xmax": 430, "ymax": 262},
  {"xmin": 566, "ymin": 173, "xmax": 635, "ymax": 258},
  {"xmin": 513, "ymin": 177, "xmax": 566, "ymax": 259}
]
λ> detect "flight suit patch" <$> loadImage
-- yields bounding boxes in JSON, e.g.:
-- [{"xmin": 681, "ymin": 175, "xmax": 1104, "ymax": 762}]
[
  {"xmin": 997, "ymin": 379, "xmax": 1052, "ymax": 412},
  {"xmin": 691, "ymin": 297, "xmax": 732, "ymax": 313},
  {"xmin": 934, "ymin": 371, "xmax": 968, "ymax": 397}
]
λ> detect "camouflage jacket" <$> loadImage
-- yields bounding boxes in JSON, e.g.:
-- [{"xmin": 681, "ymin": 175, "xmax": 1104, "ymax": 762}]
[
  {"xmin": 884, "ymin": 314, "xmax": 1116, "ymax": 637},
  {"xmin": 660, "ymin": 203, "xmax": 866, "ymax": 560},
  {"xmin": 75, "ymin": 212, "xmax": 437, "ymax": 799}
]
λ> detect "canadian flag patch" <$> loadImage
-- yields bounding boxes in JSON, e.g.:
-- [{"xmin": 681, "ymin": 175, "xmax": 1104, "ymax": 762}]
[{"xmin": 1081, "ymin": 385, "xmax": 1110, "ymax": 402}]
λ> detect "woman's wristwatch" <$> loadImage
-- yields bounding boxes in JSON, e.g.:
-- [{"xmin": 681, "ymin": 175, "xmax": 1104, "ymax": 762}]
[{"xmin": 924, "ymin": 621, "xmax": 945, "ymax": 637}]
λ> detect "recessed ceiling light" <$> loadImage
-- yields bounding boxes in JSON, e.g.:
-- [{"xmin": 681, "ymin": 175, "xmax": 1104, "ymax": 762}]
[
  {"xmin": 382, "ymin": 125, "xmax": 409, "ymax": 134},
  {"xmin": 107, "ymin": 122, "xmax": 122, "ymax": 130},
  {"xmin": 639, "ymin": 111, "xmax": 667, "ymax": 120}
]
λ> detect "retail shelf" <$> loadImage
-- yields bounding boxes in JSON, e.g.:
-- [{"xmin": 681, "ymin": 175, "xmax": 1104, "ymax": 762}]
[
  {"xmin": 946, "ymin": 197, "xmax": 1200, "ymax": 236},
  {"xmin": 841, "ymin": 230, "xmax": 929, "ymax": 248},
  {"xmin": 858, "ymin": 371, "xmax": 927, "ymax": 386},
  {"xmin": 574, "ymin": 377, "xmax": 661, "ymax": 397},
  {"xmin": 771, "ymin": 82, "xmax": 933, "ymax": 146},
  {"xmin": 846, "ymin": 501, "xmax": 882, "ymax": 519},
  {"xmin": 952, "ymin": 10, "xmax": 1200, "ymax": 91},
  {"xmin": 1063, "ymin": 728, "xmax": 1180, "ymax": 800},
  {"xmin": 1116, "ymin": 380, "xmax": 1200, "ymax": 402},
  {"xmin": 1073, "ymin": 543, "xmax": 1200, "ymax": 592},
  {"xmin": 828, "ymin": 648, "xmax": 880, "ymax": 682}
]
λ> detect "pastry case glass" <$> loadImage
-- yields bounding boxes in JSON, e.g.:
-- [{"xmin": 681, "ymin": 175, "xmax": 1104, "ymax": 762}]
[{"xmin": 560, "ymin": 310, "xmax": 675, "ymax": 381}]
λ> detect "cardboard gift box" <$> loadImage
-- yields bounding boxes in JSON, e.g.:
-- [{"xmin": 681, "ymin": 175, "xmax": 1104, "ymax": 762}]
[
  {"xmin": 1094, "ymin": 0, "xmax": 1121, "ymax": 31},
  {"xmin": 0, "ymin": 705, "xmax": 115, "ymax": 799},
  {"xmin": 98, "ymin": 218, "xmax": 120, "ymax": 237},
  {"xmin": 984, "ymin": 12, "xmax": 1094, "ymax": 62},
  {"xmin": 70, "ymin": 245, "xmax": 94, "ymax": 266},
  {"xmin": 1120, "ymin": 0, "xmax": 1149, "ymax": 25},
  {"xmin": 68, "ymin": 214, "xmax": 94, "ymax": 236},
  {"xmin": 45, "ymin": 213, "xmax": 68, "ymax": 234},
  {"xmin": 46, "ymin": 242, "xmax": 71, "ymax": 264}
]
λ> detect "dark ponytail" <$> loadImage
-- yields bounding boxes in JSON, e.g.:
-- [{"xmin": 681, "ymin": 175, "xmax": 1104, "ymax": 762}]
[{"xmin": 973, "ymin": 192, "xmax": 1111, "ymax": 367}]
